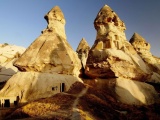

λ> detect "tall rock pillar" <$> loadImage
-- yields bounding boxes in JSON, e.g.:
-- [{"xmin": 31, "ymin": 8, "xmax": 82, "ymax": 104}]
[{"xmin": 14, "ymin": 6, "xmax": 81, "ymax": 76}]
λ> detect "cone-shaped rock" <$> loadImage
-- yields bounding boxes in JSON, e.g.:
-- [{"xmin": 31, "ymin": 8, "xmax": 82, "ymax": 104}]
[
  {"xmin": 0, "ymin": 6, "xmax": 82, "ymax": 103},
  {"xmin": 84, "ymin": 5, "xmax": 159, "ymax": 105},
  {"xmin": 85, "ymin": 5, "xmax": 151, "ymax": 80},
  {"xmin": 130, "ymin": 33, "xmax": 160, "ymax": 83},
  {"xmin": 14, "ymin": 6, "xmax": 81, "ymax": 76},
  {"xmin": 76, "ymin": 38, "xmax": 90, "ymax": 69},
  {"xmin": 94, "ymin": 5, "xmax": 126, "ymax": 47},
  {"xmin": 130, "ymin": 33, "xmax": 150, "ymax": 51}
]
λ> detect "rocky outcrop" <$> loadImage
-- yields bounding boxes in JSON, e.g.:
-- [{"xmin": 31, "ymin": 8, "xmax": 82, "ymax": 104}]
[
  {"xmin": 76, "ymin": 38, "xmax": 90, "ymax": 69},
  {"xmin": 85, "ymin": 5, "xmax": 151, "ymax": 81},
  {"xmin": 130, "ymin": 33, "xmax": 160, "ymax": 83},
  {"xmin": 0, "ymin": 72, "xmax": 81, "ymax": 102},
  {"xmin": 0, "ymin": 44, "xmax": 25, "ymax": 82},
  {"xmin": 0, "ymin": 6, "xmax": 82, "ymax": 103},
  {"xmin": 115, "ymin": 77, "xmax": 158, "ymax": 105},
  {"xmin": 84, "ymin": 78, "xmax": 159, "ymax": 105},
  {"xmin": 14, "ymin": 6, "xmax": 81, "ymax": 76},
  {"xmin": 84, "ymin": 5, "xmax": 159, "ymax": 105}
]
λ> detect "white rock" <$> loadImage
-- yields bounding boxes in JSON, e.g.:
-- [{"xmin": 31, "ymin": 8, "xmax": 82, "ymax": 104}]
[
  {"xmin": 0, "ymin": 72, "xmax": 82, "ymax": 103},
  {"xmin": 115, "ymin": 78, "xmax": 159, "ymax": 105}
]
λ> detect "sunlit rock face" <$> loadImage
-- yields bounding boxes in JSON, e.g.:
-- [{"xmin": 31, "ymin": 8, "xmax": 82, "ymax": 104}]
[
  {"xmin": 85, "ymin": 5, "xmax": 151, "ymax": 80},
  {"xmin": 0, "ymin": 6, "xmax": 82, "ymax": 103},
  {"xmin": 94, "ymin": 5, "xmax": 126, "ymax": 49},
  {"xmin": 76, "ymin": 38, "xmax": 90, "ymax": 69},
  {"xmin": 130, "ymin": 33, "xmax": 160, "ymax": 83},
  {"xmin": 0, "ymin": 72, "xmax": 81, "ymax": 103},
  {"xmin": 14, "ymin": 6, "xmax": 81, "ymax": 76},
  {"xmin": 85, "ymin": 78, "xmax": 159, "ymax": 105},
  {"xmin": 0, "ymin": 44, "xmax": 25, "ymax": 82}
]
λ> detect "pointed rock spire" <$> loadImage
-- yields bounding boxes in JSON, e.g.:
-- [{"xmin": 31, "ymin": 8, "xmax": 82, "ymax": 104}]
[
  {"xmin": 43, "ymin": 6, "xmax": 66, "ymax": 39},
  {"xmin": 76, "ymin": 38, "xmax": 90, "ymax": 52},
  {"xmin": 14, "ymin": 6, "xmax": 81, "ymax": 76},
  {"xmin": 94, "ymin": 4, "xmax": 126, "ymax": 48},
  {"xmin": 130, "ymin": 32, "xmax": 150, "ymax": 51},
  {"xmin": 45, "ymin": 6, "xmax": 65, "ymax": 24},
  {"xmin": 85, "ymin": 5, "xmax": 151, "ymax": 80},
  {"xmin": 76, "ymin": 38, "xmax": 90, "ymax": 69},
  {"xmin": 130, "ymin": 33, "xmax": 147, "ymax": 43}
]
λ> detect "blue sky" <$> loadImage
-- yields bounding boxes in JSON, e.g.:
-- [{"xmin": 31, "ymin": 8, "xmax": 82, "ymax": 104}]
[{"xmin": 0, "ymin": 0, "xmax": 160, "ymax": 56}]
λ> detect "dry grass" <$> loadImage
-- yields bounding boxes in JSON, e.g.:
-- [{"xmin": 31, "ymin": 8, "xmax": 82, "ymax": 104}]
[
  {"xmin": 22, "ymin": 102, "xmax": 60, "ymax": 116},
  {"xmin": 5, "ymin": 81, "xmax": 160, "ymax": 120}
]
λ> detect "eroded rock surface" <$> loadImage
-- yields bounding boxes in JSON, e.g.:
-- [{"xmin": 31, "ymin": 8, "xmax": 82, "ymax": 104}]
[
  {"xmin": 14, "ymin": 6, "xmax": 81, "ymax": 76},
  {"xmin": 0, "ymin": 6, "xmax": 82, "ymax": 103},
  {"xmin": 0, "ymin": 44, "xmax": 25, "ymax": 82},
  {"xmin": 130, "ymin": 33, "xmax": 160, "ymax": 83},
  {"xmin": 85, "ymin": 5, "xmax": 151, "ymax": 81},
  {"xmin": 0, "ymin": 72, "xmax": 81, "ymax": 103},
  {"xmin": 76, "ymin": 38, "xmax": 90, "ymax": 69},
  {"xmin": 83, "ymin": 5, "xmax": 160, "ymax": 105}
]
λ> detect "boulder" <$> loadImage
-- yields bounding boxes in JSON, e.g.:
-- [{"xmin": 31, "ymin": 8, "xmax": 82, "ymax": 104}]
[
  {"xmin": 85, "ymin": 5, "xmax": 151, "ymax": 81},
  {"xmin": 14, "ymin": 6, "xmax": 81, "ymax": 76},
  {"xmin": 84, "ymin": 77, "xmax": 159, "ymax": 105},
  {"xmin": 130, "ymin": 33, "xmax": 160, "ymax": 83},
  {"xmin": 0, "ymin": 44, "xmax": 25, "ymax": 82}
]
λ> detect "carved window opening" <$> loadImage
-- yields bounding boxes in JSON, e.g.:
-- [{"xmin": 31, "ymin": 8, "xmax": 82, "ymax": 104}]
[
  {"xmin": 4, "ymin": 99, "xmax": 10, "ymax": 107},
  {"xmin": 60, "ymin": 83, "xmax": 65, "ymax": 92},
  {"xmin": 52, "ymin": 86, "xmax": 58, "ymax": 91},
  {"xmin": 107, "ymin": 17, "xmax": 112, "ymax": 22},
  {"xmin": 112, "ymin": 16, "xmax": 118, "ymax": 26}
]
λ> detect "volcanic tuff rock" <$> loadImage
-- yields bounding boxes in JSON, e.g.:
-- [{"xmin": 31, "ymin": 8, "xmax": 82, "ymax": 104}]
[
  {"xmin": 0, "ymin": 6, "xmax": 82, "ymax": 103},
  {"xmin": 0, "ymin": 44, "xmax": 25, "ymax": 82},
  {"xmin": 76, "ymin": 38, "xmax": 90, "ymax": 69},
  {"xmin": 0, "ymin": 72, "xmax": 81, "ymax": 102},
  {"xmin": 130, "ymin": 33, "xmax": 160, "ymax": 83},
  {"xmin": 85, "ymin": 5, "xmax": 151, "ymax": 81},
  {"xmin": 14, "ymin": 6, "xmax": 81, "ymax": 76},
  {"xmin": 84, "ymin": 5, "xmax": 159, "ymax": 105}
]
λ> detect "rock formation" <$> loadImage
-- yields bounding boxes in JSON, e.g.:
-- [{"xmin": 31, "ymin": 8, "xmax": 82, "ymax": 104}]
[
  {"xmin": 14, "ymin": 6, "xmax": 81, "ymax": 76},
  {"xmin": 0, "ymin": 44, "xmax": 25, "ymax": 82},
  {"xmin": 0, "ymin": 6, "xmax": 82, "ymax": 103},
  {"xmin": 85, "ymin": 5, "xmax": 151, "ymax": 81},
  {"xmin": 76, "ymin": 38, "xmax": 90, "ymax": 70},
  {"xmin": 130, "ymin": 33, "xmax": 160, "ymax": 83},
  {"xmin": 84, "ymin": 5, "xmax": 159, "ymax": 105}
]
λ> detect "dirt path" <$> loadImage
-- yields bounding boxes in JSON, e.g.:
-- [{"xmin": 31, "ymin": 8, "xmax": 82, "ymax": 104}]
[{"xmin": 70, "ymin": 86, "xmax": 89, "ymax": 120}]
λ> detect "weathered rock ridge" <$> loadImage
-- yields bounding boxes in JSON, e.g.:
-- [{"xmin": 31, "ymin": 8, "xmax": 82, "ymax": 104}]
[
  {"xmin": 130, "ymin": 33, "xmax": 160, "ymax": 83},
  {"xmin": 0, "ymin": 44, "xmax": 25, "ymax": 82}
]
